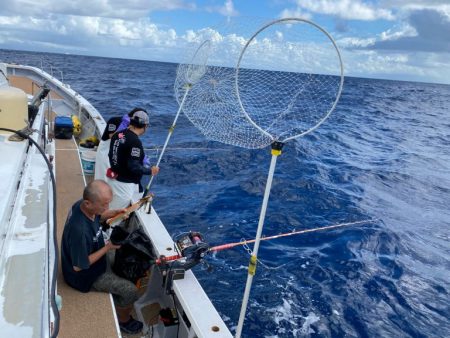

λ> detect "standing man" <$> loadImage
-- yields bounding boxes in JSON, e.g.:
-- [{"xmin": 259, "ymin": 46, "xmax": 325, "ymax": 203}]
[
  {"xmin": 107, "ymin": 108, "xmax": 159, "ymax": 209},
  {"xmin": 61, "ymin": 180, "xmax": 144, "ymax": 334}
]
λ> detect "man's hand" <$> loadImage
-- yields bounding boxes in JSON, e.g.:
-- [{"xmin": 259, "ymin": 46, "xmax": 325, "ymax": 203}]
[
  {"xmin": 87, "ymin": 240, "xmax": 121, "ymax": 266},
  {"xmin": 101, "ymin": 208, "xmax": 128, "ymax": 222},
  {"xmin": 151, "ymin": 166, "xmax": 159, "ymax": 176},
  {"xmin": 105, "ymin": 240, "xmax": 121, "ymax": 250}
]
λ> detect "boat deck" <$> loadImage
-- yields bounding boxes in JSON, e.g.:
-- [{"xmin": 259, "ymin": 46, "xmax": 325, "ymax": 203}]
[
  {"xmin": 55, "ymin": 137, "xmax": 119, "ymax": 337},
  {"xmin": 9, "ymin": 75, "xmax": 120, "ymax": 337},
  {"xmin": 5, "ymin": 69, "xmax": 233, "ymax": 338}
]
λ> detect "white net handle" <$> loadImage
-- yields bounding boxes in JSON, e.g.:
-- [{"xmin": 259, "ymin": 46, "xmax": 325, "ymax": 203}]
[{"xmin": 235, "ymin": 17, "xmax": 344, "ymax": 143}]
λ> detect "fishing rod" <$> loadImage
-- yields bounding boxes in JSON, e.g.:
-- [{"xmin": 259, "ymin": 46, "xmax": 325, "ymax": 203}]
[
  {"xmin": 153, "ymin": 219, "xmax": 376, "ymax": 265},
  {"xmin": 136, "ymin": 219, "xmax": 376, "ymax": 303},
  {"xmin": 106, "ymin": 194, "xmax": 153, "ymax": 225}
]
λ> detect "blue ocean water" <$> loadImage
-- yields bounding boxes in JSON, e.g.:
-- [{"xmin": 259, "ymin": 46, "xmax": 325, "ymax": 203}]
[{"xmin": 2, "ymin": 49, "xmax": 449, "ymax": 338}]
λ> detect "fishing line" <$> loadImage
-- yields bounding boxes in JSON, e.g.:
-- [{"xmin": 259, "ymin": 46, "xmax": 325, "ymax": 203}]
[
  {"xmin": 240, "ymin": 240, "xmax": 289, "ymax": 271},
  {"xmin": 143, "ymin": 147, "xmax": 233, "ymax": 152}
]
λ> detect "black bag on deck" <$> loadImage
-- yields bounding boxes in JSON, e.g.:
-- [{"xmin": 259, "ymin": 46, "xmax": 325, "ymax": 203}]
[{"xmin": 112, "ymin": 227, "xmax": 155, "ymax": 284}]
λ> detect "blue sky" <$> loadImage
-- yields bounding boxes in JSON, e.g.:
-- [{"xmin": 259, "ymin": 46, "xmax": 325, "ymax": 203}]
[{"xmin": 0, "ymin": 1, "xmax": 449, "ymax": 84}]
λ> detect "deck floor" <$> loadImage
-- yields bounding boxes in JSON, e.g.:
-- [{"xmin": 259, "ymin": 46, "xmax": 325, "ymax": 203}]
[
  {"xmin": 9, "ymin": 73, "xmax": 119, "ymax": 337},
  {"xmin": 11, "ymin": 74, "xmax": 161, "ymax": 337},
  {"xmin": 55, "ymin": 137, "xmax": 119, "ymax": 337}
]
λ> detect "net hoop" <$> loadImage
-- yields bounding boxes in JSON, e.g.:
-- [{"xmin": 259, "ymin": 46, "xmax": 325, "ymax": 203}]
[
  {"xmin": 175, "ymin": 39, "xmax": 212, "ymax": 106},
  {"xmin": 234, "ymin": 17, "xmax": 344, "ymax": 143},
  {"xmin": 185, "ymin": 39, "xmax": 212, "ymax": 85}
]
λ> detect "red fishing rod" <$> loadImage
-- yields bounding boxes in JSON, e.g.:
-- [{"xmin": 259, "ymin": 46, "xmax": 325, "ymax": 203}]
[{"xmin": 153, "ymin": 219, "xmax": 375, "ymax": 265}]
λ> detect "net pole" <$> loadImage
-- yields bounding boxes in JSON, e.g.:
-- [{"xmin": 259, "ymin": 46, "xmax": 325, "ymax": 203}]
[
  {"xmin": 142, "ymin": 85, "xmax": 191, "ymax": 197},
  {"xmin": 235, "ymin": 144, "xmax": 282, "ymax": 338},
  {"xmin": 143, "ymin": 40, "xmax": 211, "ymax": 197}
]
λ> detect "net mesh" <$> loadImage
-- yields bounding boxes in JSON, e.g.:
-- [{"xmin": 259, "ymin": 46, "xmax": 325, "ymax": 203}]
[
  {"xmin": 175, "ymin": 17, "xmax": 343, "ymax": 149},
  {"xmin": 176, "ymin": 64, "xmax": 272, "ymax": 148},
  {"xmin": 175, "ymin": 39, "xmax": 212, "ymax": 88}
]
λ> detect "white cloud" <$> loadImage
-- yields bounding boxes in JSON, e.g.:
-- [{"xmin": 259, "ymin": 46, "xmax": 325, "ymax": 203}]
[
  {"xmin": 220, "ymin": 0, "xmax": 239, "ymax": 17},
  {"xmin": 380, "ymin": 0, "xmax": 450, "ymax": 13},
  {"xmin": 290, "ymin": 0, "xmax": 395, "ymax": 21},
  {"xmin": 0, "ymin": 0, "xmax": 449, "ymax": 84},
  {"xmin": 340, "ymin": 45, "xmax": 450, "ymax": 84},
  {"xmin": 0, "ymin": 12, "xmax": 185, "ymax": 60},
  {"xmin": 205, "ymin": 0, "xmax": 239, "ymax": 17},
  {"xmin": 0, "ymin": 0, "xmax": 192, "ymax": 19},
  {"xmin": 188, "ymin": 21, "xmax": 345, "ymax": 77},
  {"xmin": 337, "ymin": 36, "xmax": 377, "ymax": 48},
  {"xmin": 379, "ymin": 25, "xmax": 417, "ymax": 41},
  {"xmin": 0, "ymin": 15, "xmax": 22, "ymax": 25},
  {"xmin": 279, "ymin": 8, "xmax": 312, "ymax": 21},
  {"xmin": 367, "ymin": 9, "xmax": 450, "ymax": 53}
]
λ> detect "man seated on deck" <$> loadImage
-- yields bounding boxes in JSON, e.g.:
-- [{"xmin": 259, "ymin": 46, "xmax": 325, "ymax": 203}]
[
  {"xmin": 61, "ymin": 180, "xmax": 144, "ymax": 335},
  {"xmin": 107, "ymin": 108, "xmax": 159, "ymax": 209}
]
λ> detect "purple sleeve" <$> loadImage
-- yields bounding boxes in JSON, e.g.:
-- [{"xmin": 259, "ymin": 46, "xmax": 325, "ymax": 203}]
[
  {"xmin": 143, "ymin": 154, "xmax": 151, "ymax": 167},
  {"xmin": 117, "ymin": 114, "xmax": 130, "ymax": 132}
]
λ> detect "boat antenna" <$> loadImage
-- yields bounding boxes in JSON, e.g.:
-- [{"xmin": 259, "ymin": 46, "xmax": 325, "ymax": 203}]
[
  {"xmin": 176, "ymin": 17, "xmax": 344, "ymax": 337},
  {"xmin": 142, "ymin": 40, "xmax": 212, "ymax": 198}
]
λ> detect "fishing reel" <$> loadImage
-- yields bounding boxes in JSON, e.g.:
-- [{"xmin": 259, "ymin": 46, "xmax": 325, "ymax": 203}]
[
  {"xmin": 174, "ymin": 231, "xmax": 209, "ymax": 264},
  {"xmin": 161, "ymin": 232, "xmax": 209, "ymax": 294}
]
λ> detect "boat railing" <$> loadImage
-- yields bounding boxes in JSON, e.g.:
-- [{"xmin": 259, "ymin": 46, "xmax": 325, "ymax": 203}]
[
  {"xmin": 33, "ymin": 103, "xmax": 60, "ymax": 338},
  {"xmin": 39, "ymin": 59, "xmax": 64, "ymax": 83}
]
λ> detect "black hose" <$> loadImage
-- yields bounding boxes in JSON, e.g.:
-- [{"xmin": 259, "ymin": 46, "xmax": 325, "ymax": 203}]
[{"xmin": 0, "ymin": 127, "xmax": 60, "ymax": 337}]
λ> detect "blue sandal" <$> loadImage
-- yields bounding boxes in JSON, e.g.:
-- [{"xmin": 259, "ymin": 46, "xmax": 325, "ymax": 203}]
[{"xmin": 119, "ymin": 316, "xmax": 143, "ymax": 334}]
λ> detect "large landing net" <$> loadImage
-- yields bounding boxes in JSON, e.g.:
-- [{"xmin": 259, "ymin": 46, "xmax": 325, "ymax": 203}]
[
  {"xmin": 236, "ymin": 18, "xmax": 343, "ymax": 143},
  {"xmin": 176, "ymin": 64, "xmax": 272, "ymax": 148},
  {"xmin": 175, "ymin": 17, "xmax": 343, "ymax": 149},
  {"xmin": 174, "ymin": 18, "xmax": 274, "ymax": 149},
  {"xmin": 234, "ymin": 18, "xmax": 344, "ymax": 338},
  {"xmin": 174, "ymin": 17, "xmax": 344, "ymax": 338}
]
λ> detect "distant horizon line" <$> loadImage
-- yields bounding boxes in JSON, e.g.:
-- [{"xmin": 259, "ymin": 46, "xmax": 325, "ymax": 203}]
[{"xmin": 1, "ymin": 47, "xmax": 449, "ymax": 87}]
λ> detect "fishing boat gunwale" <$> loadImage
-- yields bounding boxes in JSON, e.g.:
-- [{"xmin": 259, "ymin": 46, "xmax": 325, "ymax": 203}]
[{"xmin": 0, "ymin": 61, "xmax": 233, "ymax": 338}]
